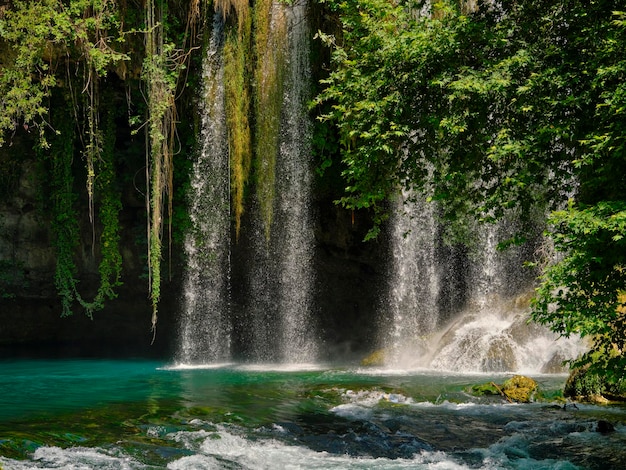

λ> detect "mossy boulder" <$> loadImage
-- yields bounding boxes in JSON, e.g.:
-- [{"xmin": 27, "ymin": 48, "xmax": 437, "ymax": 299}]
[
  {"xmin": 564, "ymin": 364, "xmax": 626, "ymax": 403},
  {"xmin": 502, "ymin": 375, "xmax": 538, "ymax": 403},
  {"xmin": 469, "ymin": 375, "xmax": 538, "ymax": 403}
]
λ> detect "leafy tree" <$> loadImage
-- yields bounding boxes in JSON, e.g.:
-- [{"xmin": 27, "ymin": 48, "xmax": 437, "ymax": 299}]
[
  {"xmin": 316, "ymin": 0, "xmax": 626, "ymax": 379},
  {"xmin": 532, "ymin": 10, "xmax": 626, "ymax": 381}
]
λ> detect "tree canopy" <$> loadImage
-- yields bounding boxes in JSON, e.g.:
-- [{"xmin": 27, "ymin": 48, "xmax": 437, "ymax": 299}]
[{"xmin": 315, "ymin": 0, "xmax": 626, "ymax": 379}]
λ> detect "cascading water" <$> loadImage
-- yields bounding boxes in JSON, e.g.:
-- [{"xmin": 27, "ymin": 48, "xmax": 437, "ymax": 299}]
[
  {"xmin": 177, "ymin": 14, "xmax": 231, "ymax": 364},
  {"xmin": 274, "ymin": 0, "xmax": 317, "ymax": 362},
  {"xmin": 243, "ymin": 0, "xmax": 317, "ymax": 363},
  {"xmin": 384, "ymin": 190, "xmax": 439, "ymax": 365},
  {"xmin": 383, "ymin": 195, "xmax": 585, "ymax": 372},
  {"xmin": 181, "ymin": 2, "xmax": 317, "ymax": 364}
]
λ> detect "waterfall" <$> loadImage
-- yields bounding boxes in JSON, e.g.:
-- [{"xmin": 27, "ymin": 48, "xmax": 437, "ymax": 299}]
[
  {"xmin": 384, "ymin": 190, "xmax": 439, "ymax": 366},
  {"xmin": 243, "ymin": 0, "xmax": 317, "ymax": 363},
  {"xmin": 383, "ymin": 195, "xmax": 585, "ymax": 372},
  {"xmin": 179, "ymin": 2, "xmax": 317, "ymax": 364},
  {"xmin": 275, "ymin": 0, "xmax": 317, "ymax": 362},
  {"xmin": 177, "ymin": 14, "xmax": 231, "ymax": 364}
]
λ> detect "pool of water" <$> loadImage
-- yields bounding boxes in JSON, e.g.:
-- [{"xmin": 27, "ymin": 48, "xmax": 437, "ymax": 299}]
[{"xmin": 0, "ymin": 359, "xmax": 625, "ymax": 469}]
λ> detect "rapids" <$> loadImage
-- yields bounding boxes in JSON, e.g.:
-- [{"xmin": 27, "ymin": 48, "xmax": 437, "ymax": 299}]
[{"xmin": 1, "ymin": 359, "xmax": 625, "ymax": 469}]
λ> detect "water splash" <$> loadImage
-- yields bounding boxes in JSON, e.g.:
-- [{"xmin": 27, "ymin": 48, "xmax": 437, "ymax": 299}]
[
  {"xmin": 384, "ymin": 191, "xmax": 439, "ymax": 365},
  {"xmin": 383, "ymin": 194, "xmax": 585, "ymax": 373},
  {"xmin": 428, "ymin": 301, "xmax": 584, "ymax": 373},
  {"xmin": 177, "ymin": 14, "xmax": 231, "ymax": 364}
]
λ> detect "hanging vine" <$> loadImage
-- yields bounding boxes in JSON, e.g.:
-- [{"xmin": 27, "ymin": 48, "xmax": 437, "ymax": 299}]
[
  {"xmin": 91, "ymin": 98, "xmax": 123, "ymax": 310},
  {"xmin": 0, "ymin": 1, "xmax": 203, "ymax": 326},
  {"xmin": 142, "ymin": 0, "xmax": 200, "ymax": 335},
  {"xmin": 47, "ymin": 100, "xmax": 81, "ymax": 317},
  {"xmin": 45, "ymin": 91, "xmax": 122, "ymax": 318},
  {"xmin": 144, "ymin": 0, "xmax": 175, "ymax": 336}
]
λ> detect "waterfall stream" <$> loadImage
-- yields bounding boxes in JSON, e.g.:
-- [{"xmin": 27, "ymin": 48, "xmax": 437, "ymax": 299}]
[
  {"xmin": 383, "ymin": 195, "xmax": 585, "ymax": 372},
  {"xmin": 274, "ymin": 0, "xmax": 317, "ymax": 362},
  {"xmin": 177, "ymin": 14, "xmax": 231, "ymax": 364},
  {"xmin": 178, "ymin": 2, "xmax": 316, "ymax": 364},
  {"xmin": 384, "ymin": 191, "xmax": 440, "ymax": 365},
  {"xmin": 244, "ymin": 0, "xmax": 317, "ymax": 363}
]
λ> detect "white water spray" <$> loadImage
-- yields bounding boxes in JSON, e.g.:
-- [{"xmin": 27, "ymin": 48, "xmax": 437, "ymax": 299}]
[
  {"xmin": 384, "ymin": 190, "xmax": 439, "ymax": 365},
  {"xmin": 177, "ymin": 15, "xmax": 231, "ymax": 364},
  {"xmin": 384, "ymin": 195, "xmax": 585, "ymax": 372}
]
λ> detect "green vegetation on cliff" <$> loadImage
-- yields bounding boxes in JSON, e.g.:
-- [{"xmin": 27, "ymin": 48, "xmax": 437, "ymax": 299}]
[
  {"xmin": 1, "ymin": 0, "xmax": 625, "ymax": 387},
  {"xmin": 0, "ymin": 0, "xmax": 203, "ymax": 325},
  {"xmin": 315, "ymin": 0, "xmax": 626, "ymax": 381}
]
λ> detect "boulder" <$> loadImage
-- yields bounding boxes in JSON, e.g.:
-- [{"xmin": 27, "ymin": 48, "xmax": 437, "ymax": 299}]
[
  {"xmin": 481, "ymin": 336, "xmax": 518, "ymax": 372},
  {"xmin": 502, "ymin": 375, "xmax": 538, "ymax": 403}
]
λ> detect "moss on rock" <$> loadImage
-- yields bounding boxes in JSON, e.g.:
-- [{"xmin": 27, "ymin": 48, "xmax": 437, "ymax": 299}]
[
  {"xmin": 502, "ymin": 375, "xmax": 538, "ymax": 403},
  {"xmin": 469, "ymin": 382, "xmax": 501, "ymax": 396},
  {"xmin": 564, "ymin": 364, "xmax": 626, "ymax": 403}
]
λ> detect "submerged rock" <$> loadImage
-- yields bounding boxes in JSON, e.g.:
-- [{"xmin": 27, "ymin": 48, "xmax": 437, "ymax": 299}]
[
  {"xmin": 360, "ymin": 349, "xmax": 386, "ymax": 366},
  {"xmin": 482, "ymin": 336, "xmax": 518, "ymax": 372},
  {"xmin": 596, "ymin": 419, "xmax": 615, "ymax": 433}
]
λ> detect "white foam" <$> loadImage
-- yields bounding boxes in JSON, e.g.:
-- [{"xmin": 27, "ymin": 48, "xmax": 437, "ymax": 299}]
[
  {"xmin": 167, "ymin": 425, "xmax": 471, "ymax": 469},
  {"xmin": 167, "ymin": 454, "xmax": 222, "ymax": 469},
  {"xmin": 0, "ymin": 446, "xmax": 143, "ymax": 469},
  {"xmin": 159, "ymin": 362, "xmax": 235, "ymax": 371},
  {"xmin": 233, "ymin": 363, "xmax": 327, "ymax": 372},
  {"xmin": 160, "ymin": 362, "xmax": 330, "ymax": 372}
]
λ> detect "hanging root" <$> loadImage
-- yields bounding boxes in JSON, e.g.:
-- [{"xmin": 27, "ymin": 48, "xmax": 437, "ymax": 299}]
[{"xmin": 151, "ymin": 307, "xmax": 158, "ymax": 345}]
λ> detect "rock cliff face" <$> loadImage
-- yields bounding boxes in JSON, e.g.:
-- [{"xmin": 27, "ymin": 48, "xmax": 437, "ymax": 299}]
[
  {"xmin": 0, "ymin": 142, "xmax": 386, "ymax": 359},
  {"xmin": 312, "ymin": 196, "xmax": 388, "ymax": 359},
  {"xmin": 0, "ymin": 137, "xmax": 180, "ymax": 358}
]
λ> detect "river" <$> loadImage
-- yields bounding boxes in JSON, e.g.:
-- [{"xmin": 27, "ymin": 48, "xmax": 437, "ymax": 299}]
[{"xmin": 1, "ymin": 359, "xmax": 625, "ymax": 469}]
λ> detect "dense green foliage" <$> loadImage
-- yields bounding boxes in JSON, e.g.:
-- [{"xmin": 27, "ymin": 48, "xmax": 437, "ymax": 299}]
[
  {"xmin": 0, "ymin": 0, "xmax": 307, "ymax": 329},
  {"xmin": 316, "ymin": 0, "xmax": 626, "ymax": 380},
  {"xmin": 0, "ymin": 0, "xmax": 202, "ymax": 324}
]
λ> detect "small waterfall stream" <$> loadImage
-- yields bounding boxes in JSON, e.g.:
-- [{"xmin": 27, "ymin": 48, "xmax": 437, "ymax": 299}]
[{"xmin": 385, "ymin": 190, "xmax": 440, "ymax": 365}]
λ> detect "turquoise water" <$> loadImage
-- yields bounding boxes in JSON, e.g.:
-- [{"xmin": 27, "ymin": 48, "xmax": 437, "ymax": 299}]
[{"xmin": 0, "ymin": 359, "xmax": 625, "ymax": 469}]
